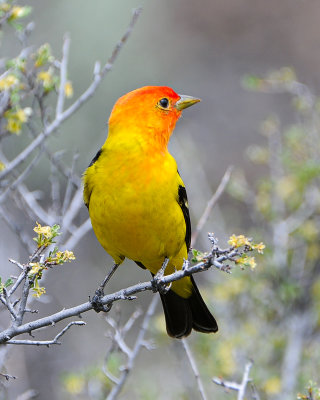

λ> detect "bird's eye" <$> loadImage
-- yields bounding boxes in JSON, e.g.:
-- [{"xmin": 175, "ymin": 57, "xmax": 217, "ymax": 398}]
[{"xmin": 159, "ymin": 98, "xmax": 169, "ymax": 108}]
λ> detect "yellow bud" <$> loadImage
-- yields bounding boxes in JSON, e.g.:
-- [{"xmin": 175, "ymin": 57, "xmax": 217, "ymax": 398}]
[
  {"xmin": 6, "ymin": 118, "xmax": 22, "ymax": 134},
  {"xmin": 228, "ymin": 234, "xmax": 251, "ymax": 248},
  {"xmin": 33, "ymin": 222, "xmax": 52, "ymax": 238},
  {"xmin": 64, "ymin": 81, "xmax": 73, "ymax": 98},
  {"xmin": 29, "ymin": 263, "xmax": 42, "ymax": 275},
  {"xmin": 63, "ymin": 250, "xmax": 76, "ymax": 261},
  {"xmin": 253, "ymin": 242, "xmax": 265, "ymax": 254},
  {"xmin": 11, "ymin": 6, "xmax": 24, "ymax": 19},
  {"xmin": 64, "ymin": 375, "xmax": 85, "ymax": 395},
  {"xmin": 275, "ymin": 176, "xmax": 298, "ymax": 200},
  {"xmin": 0, "ymin": 74, "xmax": 18, "ymax": 91},
  {"xmin": 263, "ymin": 376, "xmax": 281, "ymax": 394},
  {"xmin": 37, "ymin": 70, "xmax": 53, "ymax": 89}
]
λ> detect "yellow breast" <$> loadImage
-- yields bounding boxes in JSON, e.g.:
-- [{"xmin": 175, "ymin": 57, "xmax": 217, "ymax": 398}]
[{"xmin": 84, "ymin": 144, "xmax": 187, "ymax": 273}]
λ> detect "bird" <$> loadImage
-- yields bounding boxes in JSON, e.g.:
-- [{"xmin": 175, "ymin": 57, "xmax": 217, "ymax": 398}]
[{"xmin": 83, "ymin": 86, "xmax": 218, "ymax": 338}]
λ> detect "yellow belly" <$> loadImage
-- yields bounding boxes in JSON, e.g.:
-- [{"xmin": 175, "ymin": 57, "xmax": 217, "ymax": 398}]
[{"xmin": 85, "ymin": 148, "xmax": 192, "ymax": 297}]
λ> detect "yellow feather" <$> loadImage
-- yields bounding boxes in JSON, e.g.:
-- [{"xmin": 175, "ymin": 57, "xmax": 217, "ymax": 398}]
[
  {"xmin": 83, "ymin": 86, "xmax": 218, "ymax": 338},
  {"xmin": 84, "ymin": 135, "xmax": 192, "ymax": 297}
]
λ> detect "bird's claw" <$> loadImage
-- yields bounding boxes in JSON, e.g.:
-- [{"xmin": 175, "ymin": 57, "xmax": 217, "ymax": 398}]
[
  {"xmin": 151, "ymin": 257, "xmax": 171, "ymax": 294},
  {"xmin": 151, "ymin": 273, "xmax": 172, "ymax": 294},
  {"xmin": 90, "ymin": 288, "xmax": 112, "ymax": 313}
]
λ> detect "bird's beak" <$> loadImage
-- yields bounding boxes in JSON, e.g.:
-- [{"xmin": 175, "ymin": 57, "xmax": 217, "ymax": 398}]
[{"xmin": 175, "ymin": 95, "xmax": 201, "ymax": 111}]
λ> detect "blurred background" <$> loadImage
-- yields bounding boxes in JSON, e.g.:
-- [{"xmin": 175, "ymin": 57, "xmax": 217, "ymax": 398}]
[{"xmin": 1, "ymin": 0, "xmax": 320, "ymax": 399}]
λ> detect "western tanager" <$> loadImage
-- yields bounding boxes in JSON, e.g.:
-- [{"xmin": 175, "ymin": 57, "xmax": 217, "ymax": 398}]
[{"xmin": 83, "ymin": 86, "xmax": 218, "ymax": 338}]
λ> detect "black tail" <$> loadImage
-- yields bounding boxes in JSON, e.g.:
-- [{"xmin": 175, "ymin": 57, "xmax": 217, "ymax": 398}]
[{"xmin": 159, "ymin": 276, "xmax": 218, "ymax": 338}]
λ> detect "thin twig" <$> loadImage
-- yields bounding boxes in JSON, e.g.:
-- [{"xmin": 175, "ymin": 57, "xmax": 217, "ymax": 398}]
[
  {"xmin": 212, "ymin": 377, "xmax": 241, "ymax": 391},
  {"xmin": 182, "ymin": 338, "xmax": 208, "ymax": 400},
  {"xmin": 16, "ymin": 183, "xmax": 55, "ymax": 225},
  {"xmin": 58, "ymin": 188, "xmax": 83, "ymax": 243},
  {"xmin": 1, "ymin": 289, "xmax": 17, "ymax": 321},
  {"xmin": 5, "ymin": 321, "xmax": 85, "ymax": 345},
  {"xmin": 8, "ymin": 259, "xmax": 24, "ymax": 271},
  {"xmin": 103, "ymin": 309, "xmax": 143, "ymax": 384},
  {"xmin": 237, "ymin": 361, "xmax": 253, "ymax": 400},
  {"xmin": 0, "ymin": 7, "xmax": 142, "ymax": 182},
  {"xmin": 0, "ymin": 238, "xmax": 243, "ymax": 344},
  {"xmin": 16, "ymin": 389, "xmax": 38, "ymax": 400},
  {"xmin": 61, "ymin": 152, "xmax": 79, "ymax": 216},
  {"xmin": 191, "ymin": 166, "xmax": 233, "ymax": 247},
  {"xmin": 56, "ymin": 34, "xmax": 70, "ymax": 117},
  {"xmin": 0, "ymin": 372, "xmax": 16, "ymax": 380},
  {"xmin": 103, "ymin": 368, "xmax": 120, "ymax": 385},
  {"xmin": 106, "ymin": 295, "xmax": 158, "ymax": 400},
  {"xmin": 0, "ymin": 206, "xmax": 34, "ymax": 252},
  {"xmin": 26, "ymin": 120, "xmax": 81, "ymax": 189},
  {"xmin": 14, "ymin": 271, "xmax": 31, "ymax": 327},
  {"xmin": 213, "ymin": 361, "xmax": 253, "ymax": 400},
  {"xmin": 63, "ymin": 218, "xmax": 92, "ymax": 250},
  {"xmin": 121, "ymin": 309, "xmax": 142, "ymax": 335},
  {"xmin": 0, "ymin": 152, "xmax": 42, "ymax": 205}
]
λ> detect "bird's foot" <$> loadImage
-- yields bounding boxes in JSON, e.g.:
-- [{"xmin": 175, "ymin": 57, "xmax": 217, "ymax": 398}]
[
  {"xmin": 152, "ymin": 276, "xmax": 171, "ymax": 294},
  {"xmin": 151, "ymin": 258, "xmax": 171, "ymax": 294},
  {"xmin": 90, "ymin": 288, "xmax": 112, "ymax": 313},
  {"xmin": 91, "ymin": 263, "xmax": 120, "ymax": 313}
]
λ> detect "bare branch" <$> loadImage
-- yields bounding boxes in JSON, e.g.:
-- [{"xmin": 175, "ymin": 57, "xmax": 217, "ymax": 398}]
[
  {"xmin": 1, "ymin": 289, "xmax": 17, "ymax": 321},
  {"xmin": 285, "ymin": 186, "xmax": 320, "ymax": 234},
  {"xmin": 61, "ymin": 152, "xmax": 79, "ymax": 216},
  {"xmin": 6, "ymin": 267, "xmax": 28, "ymax": 300},
  {"xmin": 26, "ymin": 120, "xmax": 81, "ymax": 189},
  {"xmin": 0, "ymin": 7, "xmax": 142, "ymax": 181},
  {"xmin": 212, "ymin": 377, "xmax": 242, "ymax": 391},
  {"xmin": 103, "ymin": 368, "xmax": 120, "ymax": 385},
  {"xmin": 238, "ymin": 361, "xmax": 253, "ymax": 400},
  {"xmin": 63, "ymin": 218, "xmax": 92, "ymax": 250},
  {"xmin": 121, "ymin": 309, "xmax": 142, "ymax": 335},
  {"xmin": 0, "ymin": 237, "xmax": 246, "ymax": 344},
  {"xmin": 106, "ymin": 295, "xmax": 158, "ymax": 400},
  {"xmin": 181, "ymin": 338, "xmax": 208, "ymax": 400},
  {"xmin": 191, "ymin": 166, "xmax": 233, "ymax": 247},
  {"xmin": 0, "ymin": 372, "xmax": 16, "ymax": 381},
  {"xmin": 15, "ymin": 183, "xmax": 55, "ymax": 225},
  {"xmin": 5, "ymin": 321, "xmax": 85, "ymax": 346},
  {"xmin": 8, "ymin": 259, "xmax": 24, "ymax": 271},
  {"xmin": 0, "ymin": 152, "xmax": 42, "ymax": 205},
  {"xmin": 58, "ymin": 188, "xmax": 84, "ymax": 243},
  {"xmin": 16, "ymin": 389, "xmax": 38, "ymax": 400},
  {"xmin": 106, "ymin": 317, "xmax": 133, "ymax": 358},
  {"xmin": 213, "ymin": 361, "xmax": 253, "ymax": 400},
  {"xmin": 56, "ymin": 34, "xmax": 70, "ymax": 117},
  {"xmin": 0, "ymin": 206, "xmax": 34, "ymax": 252},
  {"xmin": 280, "ymin": 312, "xmax": 312, "ymax": 398}
]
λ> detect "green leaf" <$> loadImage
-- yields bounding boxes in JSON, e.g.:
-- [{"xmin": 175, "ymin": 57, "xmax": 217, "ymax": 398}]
[
  {"xmin": 5, "ymin": 278, "xmax": 13, "ymax": 288},
  {"xmin": 191, "ymin": 248, "xmax": 205, "ymax": 263},
  {"xmin": 242, "ymin": 74, "xmax": 262, "ymax": 91}
]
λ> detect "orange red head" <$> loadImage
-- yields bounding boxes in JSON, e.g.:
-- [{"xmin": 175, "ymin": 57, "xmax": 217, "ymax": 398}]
[{"xmin": 107, "ymin": 86, "xmax": 200, "ymax": 151}]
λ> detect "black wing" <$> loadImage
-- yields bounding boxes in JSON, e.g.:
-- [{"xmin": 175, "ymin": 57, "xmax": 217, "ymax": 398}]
[
  {"xmin": 177, "ymin": 184, "xmax": 191, "ymax": 251},
  {"xmin": 88, "ymin": 148, "xmax": 102, "ymax": 167},
  {"xmin": 83, "ymin": 148, "xmax": 103, "ymax": 209}
]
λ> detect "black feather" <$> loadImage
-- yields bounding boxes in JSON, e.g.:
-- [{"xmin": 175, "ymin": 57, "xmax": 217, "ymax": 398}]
[
  {"xmin": 134, "ymin": 175, "xmax": 217, "ymax": 338},
  {"xmin": 189, "ymin": 276, "xmax": 218, "ymax": 333},
  {"xmin": 84, "ymin": 149, "xmax": 103, "ymax": 209},
  {"xmin": 159, "ymin": 290, "xmax": 192, "ymax": 338},
  {"xmin": 155, "ymin": 177, "xmax": 218, "ymax": 338},
  {"xmin": 134, "ymin": 261, "xmax": 147, "ymax": 270},
  {"xmin": 177, "ymin": 184, "xmax": 191, "ymax": 250},
  {"xmin": 88, "ymin": 148, "xmax": 102, "ymax": 167},
  {"xmin": 159, "ymin": 277, "xmax": 218, "ymax": 338}
]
